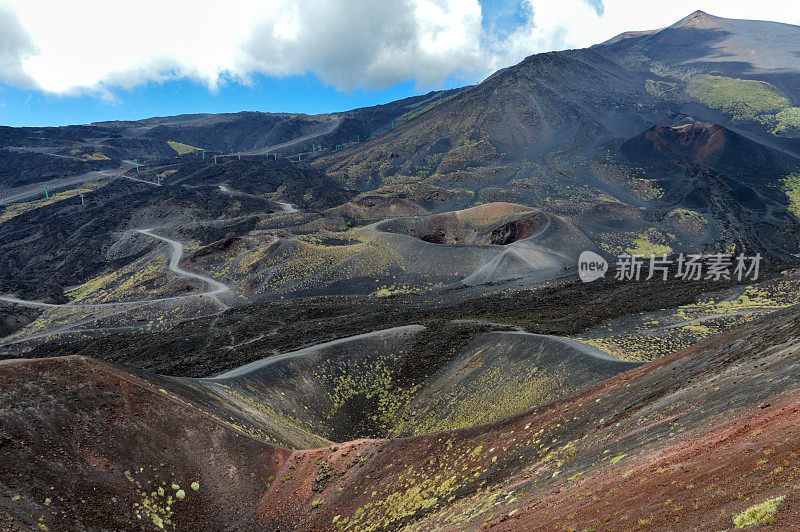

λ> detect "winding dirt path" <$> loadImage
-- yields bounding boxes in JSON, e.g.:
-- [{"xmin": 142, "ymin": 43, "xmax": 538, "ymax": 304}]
[
  {"xmin": 208, "ymin": 325, "xmax": 427, "ymax": 380},
  {"xmin": 277, "ymin": 201, "xmax": 298, "ymax": 213},
  {"xmin": 0, "ymin": 230, "xmax": 232, "ymax": 311},
  {"xmin": 134, "ymin": 229, "xmax": 232, "ymax": 310},
  {"xmin": 0, "ymin": 230, "xmax": 234, "ymax": 345}
]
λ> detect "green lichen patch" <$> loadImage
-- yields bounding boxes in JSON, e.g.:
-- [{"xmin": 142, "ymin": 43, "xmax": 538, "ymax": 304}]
[
  {"xmin": 688, "ymin": 75, "xmax": 790, "ymax": 122},
  {"xmin": 771, "ymin": 107, "xmax": 800, "ymax": 134},
  {"xmin": 167, "ymin": 141, "xmax": 200, "ymax": 155},
  {"xmin": 625, "ymin": 232, "xmax": 672, "ymax": 257},
  {"xmin": 782, "ymin": 173, "xmax": 800, "ymax": 219},
  {"xmin": 668, "ymin": 209, "xmax": 708, "ymax": 234},
  {"xmin": 733, "ymin": 495, "xmax": 785, "ymax": 528}
]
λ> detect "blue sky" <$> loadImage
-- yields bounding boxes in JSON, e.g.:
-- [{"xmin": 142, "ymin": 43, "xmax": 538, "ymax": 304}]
[
  {"xmin": 1, "ymin": 0, "xmax": 507, "ymax": 127},
  {"xmin": 1, "ymin": 1, "xmax": 798, "ymax": 127},
  {"xmin": 0, "ymin": 74, "xmax": 467, "ymax": 127}
]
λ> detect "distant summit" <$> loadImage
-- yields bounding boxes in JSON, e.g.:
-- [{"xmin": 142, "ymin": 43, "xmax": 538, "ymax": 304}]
[
  {"xmin": 600, "ymin": 10, "xmax": 723, "ymax": 46},
  {"xmin": 671, "ymin": 10, "xmax": 722, "ymax": 28},
  {"xmin": 598, "ymin": 10, "xmax": 800, "ymax": 76}
]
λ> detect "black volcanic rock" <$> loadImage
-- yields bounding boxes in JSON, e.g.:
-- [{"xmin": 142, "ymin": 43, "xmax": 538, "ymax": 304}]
[
  {"xmin": 171, "ymin": 158, "xmax": 354, "ymax": 210},
  {"xmin": 0, "ymin": 177, "xmax": 274, "ymax": 299},
  {"xmin": 320, "ymin": 47, "xmax": 650, "ymax": 182},
  {"xmin": 0, "ymin": 149, "xmax": 120, "ymax": 191},
  {"xmin": 490, "ymin": 212, "xmax": 547, "ymax": 245}
]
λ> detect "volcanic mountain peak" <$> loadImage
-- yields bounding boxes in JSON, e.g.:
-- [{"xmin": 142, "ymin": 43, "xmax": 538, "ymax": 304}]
[
  {"xmin": 599, "ymin": 9, "xmax": 800, "ymax": 77},
  {"xmin": 599, "ymin": 10, "xmax": 722, "ymax": 46},
  {"xmin": 671, "ymin": 10, "xmax": 723, "ymax": 29}
]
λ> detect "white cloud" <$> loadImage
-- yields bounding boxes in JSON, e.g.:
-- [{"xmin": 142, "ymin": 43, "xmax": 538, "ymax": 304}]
[
  {"xmin": 0, "ymin": 0, "xmax": 798, "ymax": 96},
  {"xmin": 484, "ymin": 0, "xmax": 800, "ymax": 73},
  {"xmin": 0, "ymin": 3, "xmax": 36, "ymax": 87},
  {"xmin": 243, "ymin": 0, "xmax": 485, "ymax": 90}
]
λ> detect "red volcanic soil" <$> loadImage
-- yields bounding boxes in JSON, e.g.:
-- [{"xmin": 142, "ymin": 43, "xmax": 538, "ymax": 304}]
[
  {"xmin": 0, "ymin": 356, "xmax": 288, "ymax": 531},
  {"xmin": 646, "ymin": 123, "xmax": 728, "ymax": 165},
  {"xmin": 502, "ymin": 393, "xmax": 800, "ymax": 531},
  {"xmin": 258, "ymin": 306, "xmax": 800, "ymax": 531},
  {"xmin": 3, "ymin": 305, "xmax": 800, "ymax": 531},
  {"xmin": 456, "ymin": 202, "xmax": 529, "ymax": 220},
  {"xmin": 377, "ymin": 202, "xmax": 543, "ymax": 246}
]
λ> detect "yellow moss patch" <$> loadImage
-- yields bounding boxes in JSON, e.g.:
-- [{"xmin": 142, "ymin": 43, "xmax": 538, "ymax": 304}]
[
  {"xmin": 167, "ymin": 141, "xmax": 200, "ymax": 155},
  {"xmin": 625, "ymin": 234, "xmax": 672, "ymax": 257},
  {"xmin": 733, "ymin": 495, "xmax": 784, "ymax": 528},
  {"xmin": 0, "ymin": 183, "xmax": 101, "ymax": 224}
]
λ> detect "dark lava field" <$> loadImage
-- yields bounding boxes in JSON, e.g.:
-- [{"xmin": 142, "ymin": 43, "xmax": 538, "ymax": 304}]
[{"xmin": 2, "ymin": 9, "xmax": 800, "ymax": 532}]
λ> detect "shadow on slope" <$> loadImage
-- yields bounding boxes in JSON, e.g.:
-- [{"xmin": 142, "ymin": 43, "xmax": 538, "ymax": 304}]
[{"xmin": 165, "ymin": 322, "xmax": 638, "ymax": 448}]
